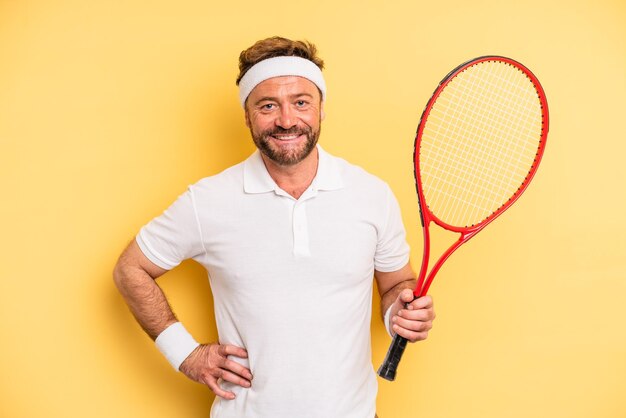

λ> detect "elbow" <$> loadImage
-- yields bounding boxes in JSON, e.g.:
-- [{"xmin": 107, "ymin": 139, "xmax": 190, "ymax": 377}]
[
  {"xmin": 112, "ymin": 255, "xmax": 132, "ymax": 292},
  {"xmin": 112, "ymin": 260, "xmax": 125, "ymax": 290}
]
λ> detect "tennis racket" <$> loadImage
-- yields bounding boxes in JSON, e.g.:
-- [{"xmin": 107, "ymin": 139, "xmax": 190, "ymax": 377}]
[{"xmin": 377, "ymin": 56, "xmax": 549, "ymax": 381}]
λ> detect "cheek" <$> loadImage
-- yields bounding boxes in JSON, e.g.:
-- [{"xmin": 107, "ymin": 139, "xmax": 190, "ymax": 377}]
[
  {"xmin": 302, "ymin": 111, "xmax": 321, "ymax": 127},
  {"xmin": 249, "ymin": 114, "xmax": 274, "ymax": 133}
]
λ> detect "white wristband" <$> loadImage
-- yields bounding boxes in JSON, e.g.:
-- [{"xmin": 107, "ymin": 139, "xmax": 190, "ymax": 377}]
[
  {"xmin": 384, "ymin": 305, "xmax": 394, "ymax": 337},
  {"xmin": 155, "ymin": 322, "xmax": 200, "ymax": 371}
]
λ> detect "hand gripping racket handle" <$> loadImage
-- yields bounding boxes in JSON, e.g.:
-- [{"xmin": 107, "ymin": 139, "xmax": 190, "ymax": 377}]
[{"xmin": 377, "ymin": 333, "xmax": 408, "ymax": 381}]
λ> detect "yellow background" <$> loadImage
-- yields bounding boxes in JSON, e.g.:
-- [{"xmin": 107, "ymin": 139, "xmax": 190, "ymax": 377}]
[{"xmin": 1, "ymin": 0, "xmax": 625, "ymax": 417}]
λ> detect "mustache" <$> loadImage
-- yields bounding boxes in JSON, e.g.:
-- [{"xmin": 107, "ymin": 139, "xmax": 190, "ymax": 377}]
[{"xmin": 262, "ymin": 126, "xmax": 311, "ymax": 137}]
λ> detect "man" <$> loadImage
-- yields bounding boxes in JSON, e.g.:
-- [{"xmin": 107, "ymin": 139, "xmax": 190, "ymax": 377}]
[{"xmin": 113, "ymin": 36, "xmax": 435, "ymax": 418}]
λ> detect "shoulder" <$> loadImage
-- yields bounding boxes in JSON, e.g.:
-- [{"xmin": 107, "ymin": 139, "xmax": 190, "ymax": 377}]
[
  {"xmin": 189, "ymin": 160, "xmax": 245, "ymax": 195},
  {"xmin": 325, "ymin": 151, "xmax": 391, "ymax": 196}
]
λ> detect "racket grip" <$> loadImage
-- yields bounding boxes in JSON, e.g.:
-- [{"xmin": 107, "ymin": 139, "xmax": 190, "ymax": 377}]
[{"xmin": 377, "ymin": 333, "xmax": 409, "ymax": 381}]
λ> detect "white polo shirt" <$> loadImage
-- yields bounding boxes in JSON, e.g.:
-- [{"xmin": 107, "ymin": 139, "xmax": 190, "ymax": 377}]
[{"xmin": 136, "ymin": 146, "xmax": 410, "ymax": 418}]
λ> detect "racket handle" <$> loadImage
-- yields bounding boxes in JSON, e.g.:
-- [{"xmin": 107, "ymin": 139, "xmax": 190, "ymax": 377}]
[{"xmin": 377, "ymin": 333, "xmax": 409, "ymax": 381}]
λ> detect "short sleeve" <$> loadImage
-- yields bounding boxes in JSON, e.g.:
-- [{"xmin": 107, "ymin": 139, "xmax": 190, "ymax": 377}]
[
  {"xmin": 374, "ymin": 186, "xmax": 410, "ymax": 272},
  {"xmin": 135, "ymin": 186, "xmax": 205, "ymax": 270}
]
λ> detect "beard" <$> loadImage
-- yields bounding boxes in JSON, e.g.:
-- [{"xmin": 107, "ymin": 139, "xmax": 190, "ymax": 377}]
[{"xmin": 251, "ymin": 124, "xmax": 320, "ymax": 166}]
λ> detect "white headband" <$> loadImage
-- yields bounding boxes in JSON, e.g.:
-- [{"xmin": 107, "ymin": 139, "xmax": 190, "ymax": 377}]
[{"xmin": 238, "ymin": 56, "xmax": 326, "ymax": 107}]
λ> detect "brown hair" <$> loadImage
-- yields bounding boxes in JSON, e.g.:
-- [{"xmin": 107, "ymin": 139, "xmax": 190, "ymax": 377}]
[{"xmin": 236, "ymin": 36, "xmax": 324, "ymax": 85}]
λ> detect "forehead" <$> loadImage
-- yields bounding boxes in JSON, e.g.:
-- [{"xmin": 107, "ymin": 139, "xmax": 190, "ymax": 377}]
[{"xmin": 248, "ymin": 76, "xmax": 321, "ymax": 101}]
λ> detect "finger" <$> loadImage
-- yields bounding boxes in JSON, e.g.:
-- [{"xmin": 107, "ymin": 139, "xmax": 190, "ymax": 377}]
[
  {"xmin": 398, "ymin": 289, "xmax": 416, "ymax": 304},
  {"xmin": 224, "ymin": 358, "xmax": 253, "ymax": 380},
  {"xmin": 203, "ymin": 375, "xmax": 236, "ymax": 400},
  {"xmin": 218, "ymin": 344, "xmax": 249, "ymax": 359},
  {"xmin": 397, "ymin": 307, "xmax": 433, "ymax": 322},
  {"xmin": 392, "ymin": 315, "xmax": 432, "ymax": 332},
  {"xmin": 392, "ymin": 324, "xmax": 429, "ymax": 343},
  {"xmin": 219, "ymin": 369, "xmax": 252, "ymax": 388},
  {"xmin": 410, "ymin": 295, "xmax": 433, "ymax": 309}
]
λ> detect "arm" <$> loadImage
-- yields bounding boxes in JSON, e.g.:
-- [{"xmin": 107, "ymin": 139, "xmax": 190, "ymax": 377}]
[
  {"xmin": 113, "ymin": 240, "xmax": 174, "ymax": 338},
  {"xmin": 375, "ymin": 262, "xmax": 435, "ymax": 342},
  {"xmin": 113, "ymin": 240, "xmax": 252, "ymax": 399}
]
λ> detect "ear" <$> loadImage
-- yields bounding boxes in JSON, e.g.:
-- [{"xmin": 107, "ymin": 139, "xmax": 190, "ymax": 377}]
[
  {"xmin": 244, "ymin": 107, "xmax": 251, "ymax": 128},
  {"xmin": 320, "ymin": 101, "xmax": 325, "ymax": 121}
]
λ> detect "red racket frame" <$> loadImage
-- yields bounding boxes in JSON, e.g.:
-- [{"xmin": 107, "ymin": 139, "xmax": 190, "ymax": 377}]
[
  {"xmin": 413, "ymin": 55, "xmax": 549, "ymax": 299},
  {"xmin": 378, "ymin": 56, "xmax": 549, "ymax": 382}
]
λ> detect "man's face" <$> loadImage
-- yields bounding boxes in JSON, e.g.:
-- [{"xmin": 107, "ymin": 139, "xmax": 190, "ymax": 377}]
[{"xmin": 245, "ymin": 76, "xmax": 324, "ymax": 166}]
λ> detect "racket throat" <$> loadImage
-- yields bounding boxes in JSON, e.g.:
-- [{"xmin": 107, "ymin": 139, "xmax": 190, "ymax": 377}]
[{"xmin": 421, "ymin": 233, "xmax": 474, "ymax": 296}]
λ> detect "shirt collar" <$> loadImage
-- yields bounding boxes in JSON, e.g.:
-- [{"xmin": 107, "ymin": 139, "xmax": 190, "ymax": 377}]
[{"xmin": 243, "ymin": 145, "xmax": 344, "ymax": 194}]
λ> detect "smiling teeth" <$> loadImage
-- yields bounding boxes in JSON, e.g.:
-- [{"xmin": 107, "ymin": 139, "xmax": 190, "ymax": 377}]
[{"xmin": 274, "ymin": 135, "xmax": 299, "ymax": 140}]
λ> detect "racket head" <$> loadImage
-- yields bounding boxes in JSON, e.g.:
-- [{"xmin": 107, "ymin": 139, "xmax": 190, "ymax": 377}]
[{"xmin": 414, "ymin": 56, "xmax": 549, "ymax": 233}]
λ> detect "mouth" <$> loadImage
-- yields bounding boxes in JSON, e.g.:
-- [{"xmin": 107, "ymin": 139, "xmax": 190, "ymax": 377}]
[{"xmin": 269, "ymin": 133, "xmax": 304, "ymax": 142}]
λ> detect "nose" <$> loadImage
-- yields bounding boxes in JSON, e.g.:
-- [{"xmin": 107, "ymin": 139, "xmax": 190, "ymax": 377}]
[{"xmin": 275, "ymin": 105, "xmax": 296, "ymax": 129}]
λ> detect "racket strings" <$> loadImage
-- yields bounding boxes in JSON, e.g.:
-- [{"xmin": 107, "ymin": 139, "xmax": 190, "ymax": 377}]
[{"xmin": 420, "ymin": 60, "xmax": 543, "ymax": 227}]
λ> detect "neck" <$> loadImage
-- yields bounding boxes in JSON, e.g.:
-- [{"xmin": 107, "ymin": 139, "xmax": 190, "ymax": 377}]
[{"xmin": 261, "ymin": 147, "xmax": 319, "ymax": 199}]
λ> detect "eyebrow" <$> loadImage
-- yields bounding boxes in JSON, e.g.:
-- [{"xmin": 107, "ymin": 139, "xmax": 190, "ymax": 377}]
[{"xmin": 252, "ymin": 93, "xmax": 315, "ymax": 106}]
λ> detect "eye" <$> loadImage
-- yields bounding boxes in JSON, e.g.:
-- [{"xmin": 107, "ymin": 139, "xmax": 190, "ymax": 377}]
[
  {"xmin": 295, "ymin": 100, "xmax": 308, "ymax": 108},
  {"xmin": 259, "ymin": 103, "xmax": 276, "ymax": 112}
]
